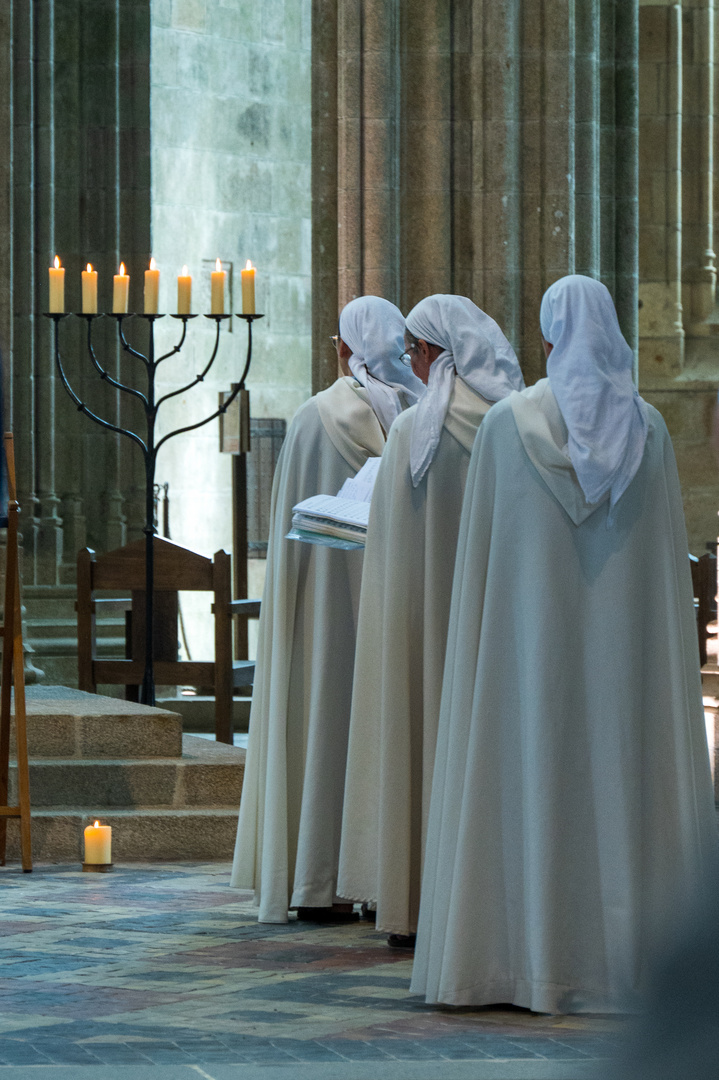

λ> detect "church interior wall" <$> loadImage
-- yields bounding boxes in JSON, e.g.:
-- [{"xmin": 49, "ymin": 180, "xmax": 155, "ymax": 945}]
[
  {"xmin": 637, "ymin": 0, "xmax": 719, "ymax": 553},
  {"xmin": 149, "ymin": 0, "xmax": 312, "ymax": 659}
]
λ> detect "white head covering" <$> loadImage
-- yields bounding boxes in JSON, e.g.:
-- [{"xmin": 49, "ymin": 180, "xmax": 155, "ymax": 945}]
[
  {"xmin": 406, "ymin": 294, "xmax": 524, "ymax": 486},
  {"xmin": 339, "ymin": 296, "xmax": 425, "ymax": 436},
  {"xmin": 541, "ymin": 274, "xmax": 648, "ymax": 510}
]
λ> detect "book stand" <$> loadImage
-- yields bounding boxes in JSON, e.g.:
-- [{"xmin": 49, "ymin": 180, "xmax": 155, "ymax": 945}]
[{"xmin": 0, "ymin": 434, "xmax": 32, "ymax": 870}]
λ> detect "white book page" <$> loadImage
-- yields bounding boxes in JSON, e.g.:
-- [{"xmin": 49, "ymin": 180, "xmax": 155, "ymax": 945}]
[
  {"xmin": 336, "ymin": 456, "xmax": 382, "ymax": 503},
  {"xmin": 292, "ymin": 494, "xmax": 371, "ymax": 528}
]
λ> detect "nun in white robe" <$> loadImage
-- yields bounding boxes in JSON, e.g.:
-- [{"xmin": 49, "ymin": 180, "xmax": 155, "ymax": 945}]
[
  {"xmin": 337, "ymin": 295, "xmax": 525, "ymax": 938},
  {"xmin": 412, "ymin": 275, "xmax": 719, "ymax": 1012},
  {"xmin": 232, "ymin": 296, "xmax": 423, "ymax": 923}
]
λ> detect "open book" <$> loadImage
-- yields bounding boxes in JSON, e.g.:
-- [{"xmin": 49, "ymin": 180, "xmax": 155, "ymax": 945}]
[{"xmin": 288, "ymin": 457, "xmax": 381, "ymax": 548}]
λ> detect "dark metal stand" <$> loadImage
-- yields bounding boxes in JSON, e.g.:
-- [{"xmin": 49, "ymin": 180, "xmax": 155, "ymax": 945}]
[{"xmin": 44, "ymin": 310, "xmax": 264, "ymax": 706}]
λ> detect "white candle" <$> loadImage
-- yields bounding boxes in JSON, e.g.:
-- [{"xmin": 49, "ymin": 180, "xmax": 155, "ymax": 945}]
[
  {"xmin": 241, "ymin": 259, "xmax": 256, "ymax": 314},
  {"xmin": 211, "ymin": 258, "xmax": 226, "ymax": 315},
  {"xmin": 81, "ymin": 263, "xmax": 98, "ymax": 314},
  {"xmin": 177, "ymin": 265, "xmax": 192, "ymax": 315},
  {"xmin": 84, "ymin": 820, "xmax": 112, "ymax": 864},
  {"xmin": 49, "ymin": 256, "xmax": 65, "ymax": 313},
  {"xmin": 144, "ymin": 257, "xmax": 160, "ymax": 314},
  {"xmin": 113, "ymin": 263, "xmax": 129, "ymax": 313}
]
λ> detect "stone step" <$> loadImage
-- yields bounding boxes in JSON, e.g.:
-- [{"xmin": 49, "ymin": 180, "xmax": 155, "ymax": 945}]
[
  {"xmin": 4, "ymin": 807, "xmax": 241, "ymax": 862},
  {"xmin": 157, "ymin": 694, "xmax": 252, "ymax": 733},
  {"xmin": 26, "ymin": 616, "xmax": 127, "ymax": 640},
  {"xmin": 14, "ymin": 685, "xmax": 182, "ymax": 759},
  {"xmin": 25, "ymin": 635, "xmax": 127, "ymax": 656},
  {"xmin": 9, "ymin": 735, "xmax": 244, "ymax": 809}
]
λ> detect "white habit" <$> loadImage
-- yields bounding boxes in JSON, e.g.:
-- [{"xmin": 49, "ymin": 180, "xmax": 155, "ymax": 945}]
[
  {"xmin": 411, "ymin": 379, "xmax": 718, "ymax": 1011},
  {"xmin": 337, "ymin": 378, "xmax": 491, "ymax": 933},
  {"xmin": 231, "ymin": 376, "xmax": 384, "ymax": 921}
]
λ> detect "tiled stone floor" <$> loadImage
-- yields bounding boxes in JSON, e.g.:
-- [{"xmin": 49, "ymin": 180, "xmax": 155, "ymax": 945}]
[{"xmin": 0, "ymin": 863, "xmax": 622, "ymax": 1078}]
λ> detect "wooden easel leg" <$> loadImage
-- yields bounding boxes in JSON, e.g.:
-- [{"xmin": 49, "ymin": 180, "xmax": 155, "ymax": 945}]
[
  {"xmin": 13, "ymin": 573, "xmax": 31, "ymax": 872},
  {"xmin": 0, "ymin": 600, "xmax": 12, "ymax": 867},
  {"xmin": 0, "ymin": 511, "xmax": 16, "ymax": 867}
]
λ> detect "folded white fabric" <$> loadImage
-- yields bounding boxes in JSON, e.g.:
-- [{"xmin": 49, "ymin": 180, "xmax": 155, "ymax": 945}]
[
  {"xmin": 339, "ymin": 295, "xmax": 425, "ymax": 436},
  {"xmin": 406, "ymin": 294, "xmax": 524, "ymax": 486},
  {"xmin": 541, "ymin": 275, "xmax": 648, "ymax": 511}
]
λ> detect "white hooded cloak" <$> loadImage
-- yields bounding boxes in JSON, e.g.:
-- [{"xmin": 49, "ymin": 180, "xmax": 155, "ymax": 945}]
[
  {"xmin": 232, "ymin": 297, "xmax": 414, "ymax": 922},
  {"xmin": 411, "ymin": 378, "xmax": 718, "ymax": 1011},
  {"xmin": 337, "ymin": 296, "xmax": 523, "ymax": 935}
]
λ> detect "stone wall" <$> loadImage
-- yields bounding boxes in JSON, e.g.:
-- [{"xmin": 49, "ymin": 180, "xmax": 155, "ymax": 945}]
[
  {"xmin": 313, "ymin": 0, "xmax": 639, "ymax": 392},
  {"xmin": 638, "ymin": 0, "xmax": 719, "ymax": 552},
  {"xmin": 150, "ymin": 0, "xmax": 312, "ymax": 657}
]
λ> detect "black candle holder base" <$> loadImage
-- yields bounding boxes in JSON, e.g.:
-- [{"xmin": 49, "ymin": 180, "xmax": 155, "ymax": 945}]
[{"xmin": 82, "ymin": 863, "xmax": 114, "ymax": 873}]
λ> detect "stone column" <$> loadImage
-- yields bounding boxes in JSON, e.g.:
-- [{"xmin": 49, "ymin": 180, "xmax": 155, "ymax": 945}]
[
  {"xmin": 0, "ymin": 1, "xmax": 152, "ymax": 590},
  {"xmin": 311, "ymin": 0, "xmax": 340, "ymax": 393},
  {"xmin": 312, "ymin": 0, "xmax": 639, "ymax": 390}
]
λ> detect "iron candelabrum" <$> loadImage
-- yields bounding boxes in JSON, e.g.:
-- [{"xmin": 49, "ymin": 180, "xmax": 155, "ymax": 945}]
[{"xmin": 44, "ymin": 310, "xmax": 264, "ymax": 706}]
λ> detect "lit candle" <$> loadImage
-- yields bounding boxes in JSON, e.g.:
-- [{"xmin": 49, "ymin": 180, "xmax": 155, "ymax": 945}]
[
  {"xmin": 81, "ymin": 263, "xmax": 98, "ymax": 314},
  {"xmin": 48, "ymin": 256, "xmax": 65, "ymax": 313},
  {"xmin": 144, "ymin": 257, "xmax": 160, "ymax": 314},
  {"xmin": 113, "ymin": 263, "xmax": 130, "ymax": 314},
  {"xmin": 211, "ymin": 258, "xmax": 226, "ymax": 315},
  {"xmin": 84, "ymin": 819, "xmax": 112, "ymax": 864},
  {"xmin": 177, "ymin": 265, "xmax": 192, "ymax": 315},
  {"xmin": 241, "ymin": 259, "xmax": 256, "ymax": 314}
]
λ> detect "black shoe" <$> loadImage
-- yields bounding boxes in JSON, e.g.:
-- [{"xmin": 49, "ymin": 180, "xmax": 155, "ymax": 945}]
[
  {"xmin": 387, "ymin": 933, "xmax": 416, "ymax": 949},
  {"xmin": 296, "ymin": 905, "xmax": 359, "ymax": 923}
]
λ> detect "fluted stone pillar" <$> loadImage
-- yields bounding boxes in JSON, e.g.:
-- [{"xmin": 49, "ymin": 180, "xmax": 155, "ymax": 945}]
[
  {"xmin": 638, "ymin": 0, "xmax": 719, "ymax": 551},
  {"xmin": 312, "ymin": 0, "xmax": 639, "ymax": 391},
  {"xmin": 0, "ymin": 0, "xmax": 151, "ymax": 589}
]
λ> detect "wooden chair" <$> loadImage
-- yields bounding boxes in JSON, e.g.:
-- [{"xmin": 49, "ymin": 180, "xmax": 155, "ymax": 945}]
[
  {"xmin": 690, "ymin": 551, "xmax": 717, "ymax": 667},
  {"xmin": 77, "ymin": 536, "xmax": 259, "ymax": 743},
  {"xmin": 0, "ymin": 434, "xmax": 32, "ymax": 870}
]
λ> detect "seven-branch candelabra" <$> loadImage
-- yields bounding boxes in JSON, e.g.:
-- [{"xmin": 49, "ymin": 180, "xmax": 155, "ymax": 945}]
[{"xmin": 44, "ymin": 309, "xmax": 264, "ymax": 706}]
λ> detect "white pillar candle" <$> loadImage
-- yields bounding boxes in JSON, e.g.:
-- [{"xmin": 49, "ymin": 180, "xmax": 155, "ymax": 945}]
[
  {"xmin": 211, "ymin": 258, "xmax": 226, "ymax": 315},
  {"xmin": 177, "ymin": 265, "xmax": 192, "ymax": 315},
  {"xmin": 48, "ymin": 256, "xmax": 65, "ymax": 313},
  {"xmin": 81, "ymin": 263, "xmax": 98, "ymax": 314},
  {"xmin": 84, "ymin": 820, "xmax": 112, "ymax": 864},
  {"xmin": 113, "ymin": 263, "xmax": 129, "ymax": 313},
  {"xmin": 241, "ymin": 259, "xmax": 256, "ymax": 314},
  {"xmin": 144, "ymin": 257, "xmax": 160, "ymax": 314}
]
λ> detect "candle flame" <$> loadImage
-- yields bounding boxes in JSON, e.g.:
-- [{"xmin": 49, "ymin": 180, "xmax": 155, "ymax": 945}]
[
  {"xmin": 54, "ymin": 256, "xmax": 60, "ymax": 269},
  {"xmin": 182, "ymin": 265, "xmax": 188, "ymax": 276},
  {"xmin": 245, "ymin": 259, "xmax": 253, "ymax": 271},
  {"xmin": 86, "ymin": 263, "xmax": 93, "ymax": 273},
  {"xmin": 149, "ymin": 257, "xmax": 157, "ymax": 271},
  {"xmin": 119, "ymin": 262, "xmax": 126, "ymax": 276},
  {"xmin": 94, "ymin": 820, "xmax": 100, "ymax": 828},
  {"xmin": 215, "ymin": 258, "xmax": 222, "ymax": 272}
]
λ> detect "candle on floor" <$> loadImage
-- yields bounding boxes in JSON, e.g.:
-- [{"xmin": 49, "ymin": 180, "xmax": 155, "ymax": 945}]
[
  {"xmin": 48, "ymin": 256, "xmax": 65, "ymax": 313},
  {"xmin": 144, "ymin": 257, "xmax": 160, "ymax": 314},
  {"xmin": 241, "ymin": 259, "xmax": 256, "ymax": 314},
  {"xmin": 81, "ymin": 264, "xmax": 98, "ymax": 314},
  {"xmin": 211, "ymin": 258, "xmax": 226, "ymax": 315},
  {"xmin": 177, "ymin": 265, "xmax": 192, "ymax": 315},
  {"xmin": 84, "ymin": 820, "xmax": 112, "ymax": 864},
  {"xmin": 113, "ymin": 263, "xmax": 129, "ymax": 314}
]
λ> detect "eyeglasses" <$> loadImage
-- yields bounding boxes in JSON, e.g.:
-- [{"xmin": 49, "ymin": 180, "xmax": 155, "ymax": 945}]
[
  {"xmin": 399, "ymin": 352, "xmax": 413, "ymax": 367},
  {"xmin": 329, "ymin": 335, "xmax": 339, "ymax": 350}
]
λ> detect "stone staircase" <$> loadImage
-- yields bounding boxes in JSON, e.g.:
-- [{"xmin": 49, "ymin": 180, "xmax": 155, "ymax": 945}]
[
  {"xmin": 24, "ymin": 584, "xmax": 126, "ymax": 689},
  {"xmin": 6, "ymin": 685, "xmax": 245, "ymax": 863}
]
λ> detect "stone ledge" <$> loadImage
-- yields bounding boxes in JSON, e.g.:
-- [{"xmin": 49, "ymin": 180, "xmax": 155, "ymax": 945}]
[
  {"xmin": 5, "ymin": 807, "xmax": 241, "ymax": 862},
  {"xmin": 10, "ymin": 685, "xmax": 183, "ymax": 759},
  {"xmin": 8, "ymin": 735, "xmax": 245, "ymax": 809}
]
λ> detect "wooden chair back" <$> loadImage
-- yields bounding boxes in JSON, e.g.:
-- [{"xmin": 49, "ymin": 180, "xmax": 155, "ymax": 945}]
[{"xmin": 77, "ymin": 536, "xmax": 241, "ymax": 743}]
